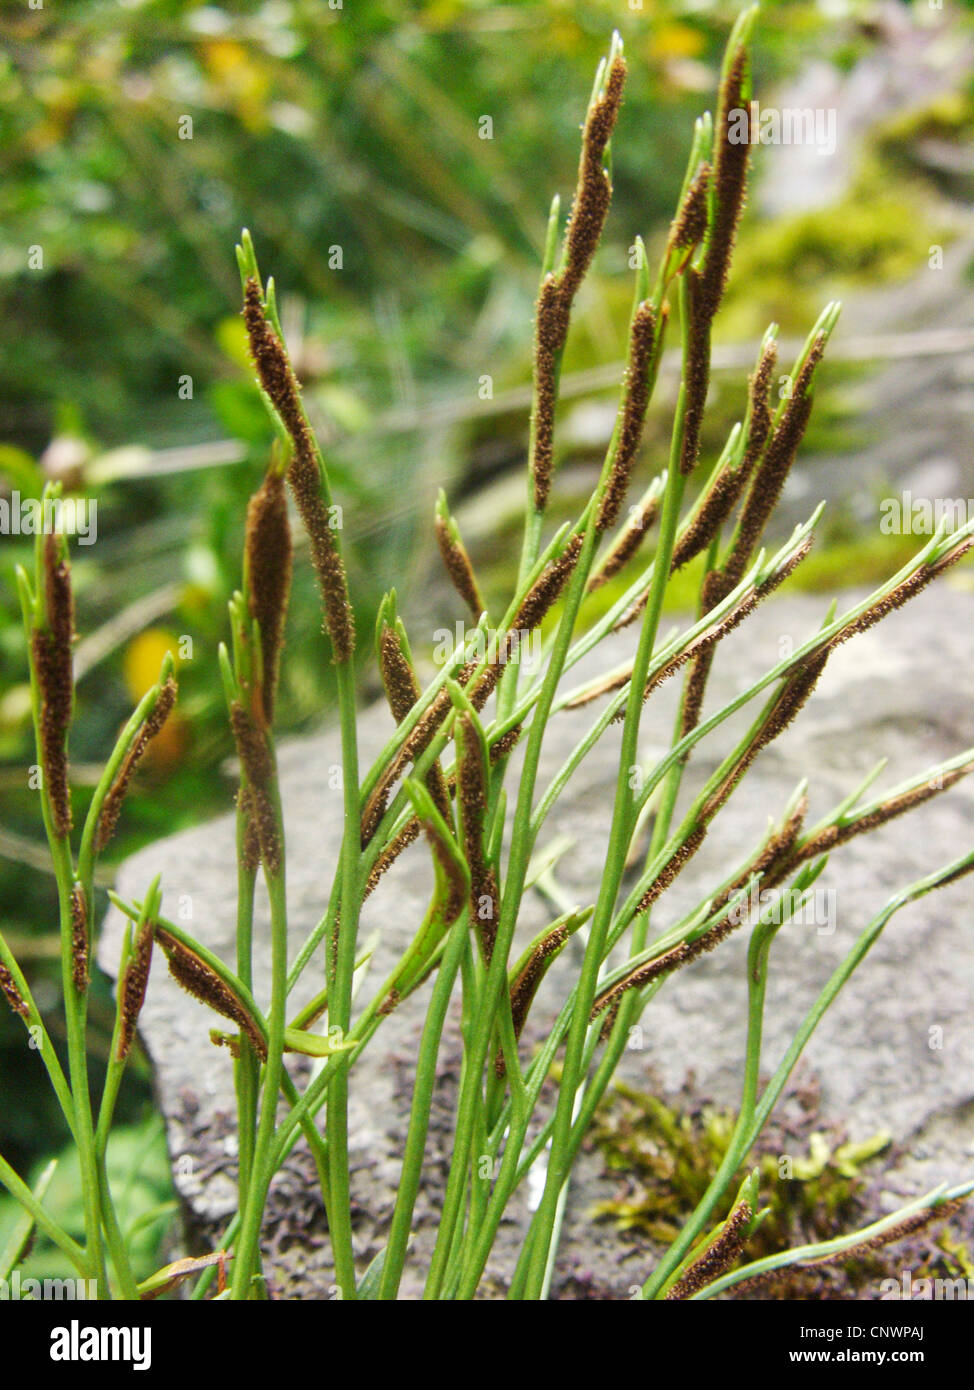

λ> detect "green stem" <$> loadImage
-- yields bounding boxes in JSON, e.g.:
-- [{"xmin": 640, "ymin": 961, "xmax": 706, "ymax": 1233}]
[
  {"xmin": 521, "ymin": 397, "xmax": 688, "ymax": 1298},
  {"xmin": 234, "ymin": 819, "xmax": 259, "ymax": 1216},
  {"xmin": 230, "ymin": 860, "xmax": 289, "ymax": 1299},
  {"xmin": 52, "ymin": 841, "xmax": 107, "ymax": 1295},
  {"xmin": 95, "ymin": 1160, "xmax": 139, "ymax": 1300},
  {"xmin": 0, "ymin": 932, "xmax": 76, "ymax": 1139},
  {"xmin": 423, "ymin": 522, "xmax": 599, "ymax": 1299},
  {"xmin": 641, "ymin": 870, "xmax": 833, "ymax": 1299},
  {"xmin": 377, "ymin": 911, "xmax": 469, "ymax": 1299},
  {"xmin": 325, "ymin": 657, "xmax": 363, "ymax": 1300},
  {"xmin": 563, "ymin": 535, "xmax": 724, "ymax": 1189},
  {"xmin": 93, "ymin": 1058, "xmax": 138, "ymax": 1299}
]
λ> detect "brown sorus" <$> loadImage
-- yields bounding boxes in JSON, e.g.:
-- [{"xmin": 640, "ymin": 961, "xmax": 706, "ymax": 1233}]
[
  {"xmin": 457, "ymin": 715, "xmax": 498, "ymax": 963},
  {"xmin": 509, "ymin": 923, "xmax": 572, "ymax": 1041},
  {"xmin": 532, "ymin": 56, "xmax": 626, "ymax": 510},
  {"xmin": 368, "ymin": 624, "xmax": 452, "ymax": 842},
  {"xmin": 32, "ymin": 533, "xmax": 75, "ymax": 838},
  {"xmin": 676, "ymin": 44, "xmax": 752, "ymax": 477},
  {"xmin": 713, "ymin": 796, "xmax": 809, "ymax": 910},
  {"xmin": 363, "ymin": 818, "xmax": 422, "ymax": 899},
  {"xmin": 731, "ymin": 1197, "xmax": 968, "ymax": 1298},
  {"xmin": 118, "ymin": 921, "xmax": 154, "ymax": 1061},
  {"xmin": 495, "ymin": 921, "xmax": 573, "ymax": 1079},
  {"xmin": 245, "ymin": 468, "xmax": 292, "ymax": 724},
  {"xmin": 238, "ymin": 785, "xmax": 262, "ymax": 874},
  {"xmin": 667, "ymin": 163, "xmax": 711, "ymax": 262},
  {"xmin": 726, "ymin": 338, "xmax": 824, "ymax": 585},
  {"xmin": 699, "ymin": 651, "xmax": 829, "ymax": 823},
  {"xmin": 156, "ymin": 927, "xmax": 267, "ymax": 1062},
  {"xmin": 243, "ymin": 278, "xmax": 354, "ymax": 662},
  {"xmin": 513, "ymin": 533, "xmax": 584, "ymax": 634},
  {"xmin": 229, "ymin": 701, "xmax": 281, "ymax": 875},
  {"xmin": 679, "ymin": 271, "xmax": 714, "ymax": 477},
  {"xmin": 698, "ymin": 44, "xmax": 751, "ymax": 314},
  {"xmin": 435, "ymin": 512, "xmax": 484, "ymax": 623},
  {"xmin": 70, "ymin": 882, "xmax": 89, "ymax": 993},
  {"xmin": 596, "ymin": 303, "xmax": 658, "ymax": 533},
  {"xmin": 664, "ymin": 1201, "xmax": 752, "ymax": 1300},
  {"xmin": 796, "ymin": 766, "xmax": 973, "ymax": 865},
  {"xmin": 0, "ymin": 962, "xmax": 29, "ymax": 1021},
  {"xmin": 824, "ymin": 538, "xmax": 974, "ymax": 654},
  {"xmin": 592, "ymin": 536, "xmax": 812, "ymax": 716},
  {"xmin": 96, "ymin": 677, "xmax": 178, "ymax": 851},
  {"xmin": 588, "ymin": 493, "xmax": 660, "ymax": 593},
  {"xmin": 561, "ymin": 55, "xmax": 626, "ymax": 301},
  {"xmin": 635, "ymin": 826, "xmax": 707, "ymax": 914}
]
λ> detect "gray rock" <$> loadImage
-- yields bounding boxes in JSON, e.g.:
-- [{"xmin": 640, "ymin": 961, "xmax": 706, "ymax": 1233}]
[
  {"xmin": 100, "ymin": 581, "xmax": 974, "ymax": 1298},
  {"xmin": 758, "ymin": 6, "xmax": 974, "ymax": 218}
]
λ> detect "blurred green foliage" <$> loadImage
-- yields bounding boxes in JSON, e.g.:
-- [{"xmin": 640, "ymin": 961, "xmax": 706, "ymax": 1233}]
[{"xmin": 0, "ymin": 1116, "xmax": 173, "ymax": 1286}]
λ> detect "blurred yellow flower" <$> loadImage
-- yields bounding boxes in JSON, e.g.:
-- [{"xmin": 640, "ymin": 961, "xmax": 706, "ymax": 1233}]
[
  {"xmin": 122, "ymin": 629, "xmax": 187, "ymax": 771},
  {"xmin": 123, "ymin": 628, "xmax": 179, "ymax": 702},
  {"xmin": 201, "ymin": 39, "xmax": 271, "ymax": 132},
  {"xmin": 649, "ymin": 24, "xmax": 706, "ymax": 61}
]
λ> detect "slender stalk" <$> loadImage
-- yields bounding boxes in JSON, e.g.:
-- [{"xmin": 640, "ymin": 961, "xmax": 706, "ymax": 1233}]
[
  {"xmin": 423, "ymin": 520, "xmax": 600, "ymax": 1299},
  {"xmin": 17, "ymin": 556, "xmax": 108, "ymax": 1296},
  {"xmin": 521, "ymin": 362, "xmax": 689, "ymax": 1297},
  {"xmin": 325, "ymin": 658, "xmax": 363, "ymax": 1299},
  {"xmin": 230, "ymin": 848, "xmax": 289, "ymax": 1298},
  {"xmin": 377, "ymin": 911, "xmax": 469, "ymax": 1299},
  {"xmin": 94, "ymin": 932, "xmax": 143, "ymax": 1302},
  {"xmin": 0, "ymin": 931, "xmax": 76, "ymax": 1138},
  {"xmin": 234, "ymin": 816, "xmax": 259, "ymax": 1219},
  {"xmin": 53, "ymin": 843, "xmax": 107, "ymax": 1294}
]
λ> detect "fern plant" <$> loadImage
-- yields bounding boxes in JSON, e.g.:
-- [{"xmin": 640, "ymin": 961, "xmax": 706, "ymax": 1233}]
[{"xmin": 3, "ymin": 6, "xmax": 973, "ymax": 1301}]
